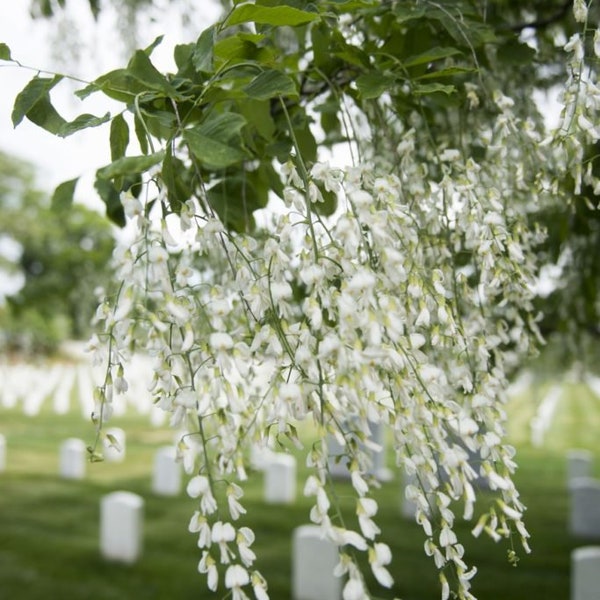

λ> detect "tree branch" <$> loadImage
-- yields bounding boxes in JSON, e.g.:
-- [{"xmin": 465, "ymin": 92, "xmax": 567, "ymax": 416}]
[{"xmin": 507, "ymin": 1, "xmax": 572, "ymax": 33}]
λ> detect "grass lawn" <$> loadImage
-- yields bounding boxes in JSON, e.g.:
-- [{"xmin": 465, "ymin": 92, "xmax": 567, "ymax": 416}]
[{"xmin": 0, "ymin": 379, "xmax": 599, "ymax": 599}]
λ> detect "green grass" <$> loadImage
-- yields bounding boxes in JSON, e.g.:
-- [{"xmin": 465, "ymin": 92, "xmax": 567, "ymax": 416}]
[{"xmin": 1, "ymin": 380, "xmax": 599, "ymax": 599}]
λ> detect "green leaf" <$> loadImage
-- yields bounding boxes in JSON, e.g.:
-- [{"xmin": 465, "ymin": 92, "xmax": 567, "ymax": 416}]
[
  {"xmin": 184, "ymin": 128, "xmax": 248, "ymax": 170},
  {"xmin": 356, "ymin": 72, "xmax": 395, "ymax": 99},
  {"xmin": 127, "ymin": 51, "xmax": 177, "ymax": 96},
  {"xmin": 207, "ymin": 175, "xmax": 267, "ymax": 232},
  {"xmin": 162, "ymin": 146, "xmax": 192, "ymax": 213},
  {"xmin": 25, "ymin": 95, "xmax": 67, "ymax": 135},
  {"xmin": 394, "ymin": 5, "xmax": 426, "ymax": 23},
  {"xmin": 75, "ymin": 69, "xmax": 146, "ymax": 102},
  {"xmin": 12, "ymin": 75, "xmax": 63, "ymax": 127},
  {"xmin": 244, "ymin": 69, "xmax": 297, "ymax": 100},
  {"xmin": 403, "ymin": 46, "xmax": 462, "ymax": 68},
  {"xmin": 110, "ymin": 114, "xmax": 129, "ymax": 161},
  {"xmin": 192, "ymin": 26, "xmax": 215, "ymax": 73},
  {"xmin": 94, "ymin": 179, "xmax": 125, "ymax": 227},
  {"xmin": 412, "ymin": 82, "xmax": 456, "ymax": 96},
  {"xmin": 144, "ymin": 35, "xmax": 164, "ymax": 55},
  {"xmin": 315, "ymin": 184, "xmax": 338, "ymax": 217},
  {"xmin": 134, "ymin": 114, "xmax": 149, "ymax": 155},
  {"xmin": 416, "ymin": 66, "xmax": 476, "ymax": 80},
  {"xmin": 51, "ymin": 178, "xmax": 78, "ymax": 212},
  {"xmin": 214, "ymin": 34, "xmax": 272, "ymax": 63},
  {"xmin": 497, "ymin": 39, "xmax": 536, "ymax": 65},
  {"xmin": 239, "ymin": 99, "xmax": 275, "ymax": 140},
  {"xmin": 226, "ymin": 3, "xmax": 320, "ymax": 27},
  {"xmin": 0, "ymin": 42, "xmax": 12, "ymax": 61},
  {"xmin": 199, "ymin": 112, "xmax": 247, "ymax": 141},
  {"xmin": 97, "ymin": 150, "xmax": 165, "ymax": 180},
  {"xmin": 58, "ymin": 111, "xmax": 110, "ymax": 138}
]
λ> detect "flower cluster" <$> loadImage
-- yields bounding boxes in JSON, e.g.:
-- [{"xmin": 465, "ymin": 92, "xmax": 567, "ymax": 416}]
[{"xmin": 87, "ymin": 10, "xmax": 600, "ymax": 598}]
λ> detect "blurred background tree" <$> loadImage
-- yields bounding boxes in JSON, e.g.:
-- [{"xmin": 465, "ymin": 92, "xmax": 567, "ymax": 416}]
[{"xmin": 0, "ymin": 151, "xmax": 115, "ymax": 355}]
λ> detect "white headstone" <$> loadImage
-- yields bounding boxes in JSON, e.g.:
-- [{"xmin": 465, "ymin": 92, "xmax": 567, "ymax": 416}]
[
  {"xmin": 292, "ymin": 525, "xmax": 342, "ymax": 600},
  {"xmin": 0, "ymin": 434, "xmax": 5, "ymax": 472},
  {"xmin": 250, "ymin": 443, "xmax": 276, "ymax": 471},
  {"xmin": 568, "ymin": 450, "xmax": 593, "ymax": 487},
  {"xmin": 100, "ymin": 491, "xmax": 144, "ymax": 564},
  {"xmin": 59, "ymin": 438, "xmax": 86, "ymax": 480},
  {"xmin": 103, "ymin": 427, "xmax": 126, "ymax": 463},
  {"xmin": 570, "ymin": 478, "xmax": 600, "ymax": 539},
  {"xmin": 368, "ymin": 421, "xmax": 392, "ymax": 481},
  {"xmin": 264, "ymin": 453, "xmax": 296, "ymax": 504},
  {"xmin": 571, "ymin": 546, "xmax": 600, "ymax": 600},
  {"xmin": 152, "ymin": 446, "xmax": 181, "ymax": 496}
]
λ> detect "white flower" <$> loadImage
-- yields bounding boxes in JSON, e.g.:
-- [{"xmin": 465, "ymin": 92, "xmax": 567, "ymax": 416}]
[
  {"xmin": 148, "ymin": 245, "xmax": 168, "ymax": 264},
  {"xmin": 251, "ymin": 571, "xmax": 270, "ymax": 600},
  {"xmin": 350, "ymin": 470, "xmax": 369, "ymax": 497},
  {"xmin": 440, "ymin": 525, "xmax": 458, "ymax": 548},
  {"xmin": 311, "ymin": 161, "xmax": 342, "ymax": 192},
  {"xmin": 331, "ymin": 527, "xmax": 367, "ymax": 550},
  {"xmin": 120, "ymin": 191, "xmax": 143, "ymax": 220},
  {"xmin": 227, "ymin": 483, "xmax": 247, "ymax": 520},
  {"xmin": 348, "ymin": 270, "xmax": 376, "ymax": 293},
  {"xmin": 198, "ymin": 551, "xmax": 218, "ymax": 591},
  {"xmin": 573, "ymin": 0, "xmax": 588, "ymax": 22},
  {"xmin": 439, "ymin": 148, "xmax": 461, "ymax": 162},
  {"xmin": 237, "ymin": 527, "xmax": 256, "ymax": 567},
  {"xmin": 357, "ymin": 498, "xmax": 381, "ymax": 539},
  {"xmin": 187, "ymin": 475, "xmax": 210, "ymax": 498},
  {"xmin": 343, "ymin": 577, "xmax": 367, "ymax": 600},
  {"xmin": 210, "ymin": 332, "xmax": 234, "ymax": 352},
  {"xmin": 212, "ymin": 521, "xmax": 236, "ymax": 564},
  {"xmin": 369, "ymin": 543, "xmax": 393, "ymax": 588},
  {"xmin": 187, "ymin": 475, "xmax": 218, "ymax": 514},
  {"xmin": 225, "ymin": 564, "xmax": 250, "ymax": 600}
]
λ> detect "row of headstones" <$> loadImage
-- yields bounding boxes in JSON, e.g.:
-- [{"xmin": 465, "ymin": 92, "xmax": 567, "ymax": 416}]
[
  {"xmin": 0, "ymin": 359, "xmax": 160, "ymax": 420},
  {"xmin": 99, "ymin": 490, "xmax": 600, "ymax": 600},
  {"xmin": 567, "ymin": 449, "xmax": 600, "ymax": 540},
  {"xmin": 567, "ymin": 450, "xmax": 600, "ymax": 600},
  {"xmin": 4, "ymin": 424, "xmax": 482, "ymax": 517},
  {"xmin": 100, "ymin": 490, "xmax": 349, "ymax": 599}
]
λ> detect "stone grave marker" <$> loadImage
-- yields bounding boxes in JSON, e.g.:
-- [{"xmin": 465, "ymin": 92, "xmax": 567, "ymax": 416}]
[
  {"xmin": 103, "ymin": 427, "xmax": 126, "ymax": 463},
  {"xmin": 53, "ymin": 367, "xmax": 76, "ymax": 415},
  {"xmin": 571, "ymin": 546, "xmax": 600, "ymax": 600},
  {"xmin": 100, "ymin": 491, "xmax": 144, "ymax": 564},
  {"xmin": 152, "ymin": 446, "xmax": 181, "ymax": 496},
  {"xmin": 292, "ymin": 525, "xmax": 342, "ymax": 600},
  {"xmin": 250, "ymin": 443, "xmax": 276, "ymax": 471},
  {"xmin": 568, "ymin": 450, "xmax": 593, "ymax": 487},
  {"xmin": 59, "ymin": 438, "xmax": 86, "ymax": 480},
  {"xmin": 264, "ymin": 453, "xmax": 296, "ymax": 504},
  {"xmin": 570, "ymin": 478, "xmax": 600, "ymax": 539}
]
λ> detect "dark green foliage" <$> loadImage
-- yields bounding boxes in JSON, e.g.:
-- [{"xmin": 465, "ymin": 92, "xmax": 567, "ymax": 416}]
[{"xmin": 0, "ymin": 153, "xmax": 115, "ymax": 354}]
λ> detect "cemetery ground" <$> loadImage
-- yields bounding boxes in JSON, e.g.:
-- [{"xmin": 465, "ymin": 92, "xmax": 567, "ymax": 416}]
[{"xmin": 1, "ymin": 375, "xmax": 599, "ymax": 599}]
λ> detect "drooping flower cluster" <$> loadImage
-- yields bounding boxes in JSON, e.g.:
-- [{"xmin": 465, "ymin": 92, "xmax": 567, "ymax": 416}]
[
  {"xmin": 87, "ymin": 6, "xmax": 600, "ymax": 599},
  {"xmin": 88, "ymin": 125, "xmax": 546, "ymax": 599}
]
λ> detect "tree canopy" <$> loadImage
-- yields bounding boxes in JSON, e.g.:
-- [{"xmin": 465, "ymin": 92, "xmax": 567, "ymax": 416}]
[
  {"xmin": 3, "ymin": 1, "xmax": 600, "ymax": 599},
  {"xmin": 0, "ymin": 151, "xmax": 115, "ymax": 354}
]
